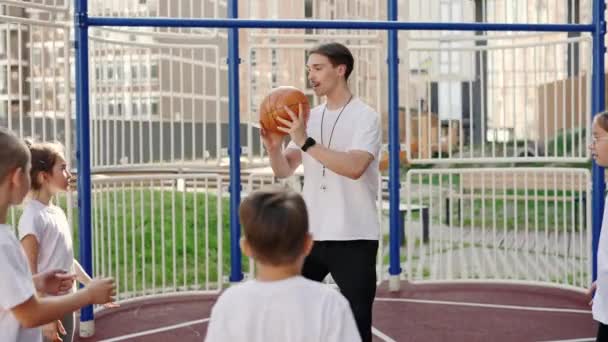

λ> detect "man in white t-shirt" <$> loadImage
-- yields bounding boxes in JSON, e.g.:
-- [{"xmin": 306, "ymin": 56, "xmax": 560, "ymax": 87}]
[
  {"xmin": 261, "ymin": 42, "xmax": 380, "ymax": 342},
  {"xmin": 205, "ymin": 187, "xmax": 360, "ymax": 342}
]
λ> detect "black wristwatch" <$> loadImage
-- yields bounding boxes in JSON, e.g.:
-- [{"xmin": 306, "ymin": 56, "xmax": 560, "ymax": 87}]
[{"xmin": 300, "ymin": 137, "xmax": 316, "ymax": 152}]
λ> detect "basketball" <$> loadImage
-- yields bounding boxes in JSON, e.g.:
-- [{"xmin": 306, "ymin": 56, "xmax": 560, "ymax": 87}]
[{"xmin": 259, "ymin": 86, "xmax": 311, "ymax": 136}]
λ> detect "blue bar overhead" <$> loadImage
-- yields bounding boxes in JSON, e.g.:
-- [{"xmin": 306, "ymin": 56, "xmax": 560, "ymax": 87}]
[
  {"xmin": 74, "ymin": 0, "xmax": 94, "ymax": 323},
  {"xmin": 227, "ymin": 0, "xmax": 243, "ymax": 282},
  {"xmin": 71, "ymin": 0, "xmax": 604, "ymax": 298},
  {"xmin": 591, "ymin": 0, "xmax": 606, "ymax": 281},
  {"xmin": 387, "ymin": 0, "xmax": 402, "ymax": 278},
  {"xmin": 87, "ymin": 17, "xmax": 594, "ymax": 33}
]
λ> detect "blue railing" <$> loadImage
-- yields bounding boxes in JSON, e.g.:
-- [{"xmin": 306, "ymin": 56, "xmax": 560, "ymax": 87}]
[{"xmin": 73, "ymin": 0, "xmax": 606, "ymax": 325}]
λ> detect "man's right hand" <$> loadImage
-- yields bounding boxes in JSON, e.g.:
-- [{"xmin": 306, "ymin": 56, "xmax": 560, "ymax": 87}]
[
  {"xmin": 261, "ymin": 127, "xmax": 284, "ymax": 153},
  {"xmin": 588, "ymin": 281, "xmax": 597, "ymax": 306},
  {"xmin": 85, "ymin": 278, "xmax": 116, "ymax": 305}
]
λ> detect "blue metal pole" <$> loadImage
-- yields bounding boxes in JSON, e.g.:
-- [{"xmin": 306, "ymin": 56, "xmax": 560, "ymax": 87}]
[
  {"xmin": 87, "ymin": 17, "xmax": 594, "ymax": 33},
  {"xmin": 227, "ymin": 0, "xmax": 243, "ymax": 282},
  {"xmin": 74, "ymin": 0, "xmax": 94, "ymax": 327},
  {"xmin": 592, "ymin": 0, "xmax": 606, "ymax": 282},
  {"xmin": 387, "ymin": 0, "xmax": 401, "ymax": 291}
]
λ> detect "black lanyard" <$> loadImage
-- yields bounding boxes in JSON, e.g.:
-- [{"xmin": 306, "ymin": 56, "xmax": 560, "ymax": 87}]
[{"xmin": 320, "ymin": 95, "xmax": 353, "ymax": 177}]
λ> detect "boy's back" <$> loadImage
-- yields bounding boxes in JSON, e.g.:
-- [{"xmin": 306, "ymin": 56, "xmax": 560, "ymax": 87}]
[{"xmin": 205, "ymin": 275, "xmax": 361, "ymax": 342}]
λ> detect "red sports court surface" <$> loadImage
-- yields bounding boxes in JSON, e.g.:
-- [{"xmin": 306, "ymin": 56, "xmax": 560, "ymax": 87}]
[{"xmin": 75, "ymin": 281, "xmax": 595, "ymax": 342}]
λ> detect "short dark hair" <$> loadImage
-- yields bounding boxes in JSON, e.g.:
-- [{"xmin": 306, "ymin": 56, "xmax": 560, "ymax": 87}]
[
  {"xmin": 0, "ymin": 127, "xmax": 29, "ymax": 182},
  {"xmin": 239, "ymin": 186, "xmax": 308, "ymax": 266},
  {"xmin": 310, "ymin": 42, "xmax": 354, "ymax": 80}
]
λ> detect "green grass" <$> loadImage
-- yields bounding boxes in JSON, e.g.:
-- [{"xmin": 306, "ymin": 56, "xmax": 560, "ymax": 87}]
[
  {"xmin": 90, "ymin": 189, "xmax": 231, "ymax": 293},
  {"xmin": 8, "ymin": 185, "xmax": 585, "ymax": 293},
  {"xmin": 403, "ymin": 173, "xmax": 586, "ymax": 231},
  {"xmin": 443, "ymin": 196, "xmax": 583, "ymax": 231},
  {"xmin": 10, "ymin": 190, "xmax": 235, "ymax": 294}
]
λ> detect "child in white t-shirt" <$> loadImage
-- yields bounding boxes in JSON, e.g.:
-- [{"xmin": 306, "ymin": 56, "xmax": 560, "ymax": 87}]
[
  {"xmin": 18, "ymin": 140, "xmax": 118, "ymax": 342},
  {"xmin": 0, "ymin": 127, "xmax": 116, "ymax": 342},
  {"xmin": 205, "ymin": 186, "xmax": 361, "ymax": 342},
  {"xmin": 588, "ymin": 111, "xmax": 608, "ymax": 341}
]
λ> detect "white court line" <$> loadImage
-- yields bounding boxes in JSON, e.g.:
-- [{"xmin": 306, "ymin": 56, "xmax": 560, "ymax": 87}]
[
  {"xmin": 98, "ymin": 318, "xmax": 210, "ymax": 342},
  {"xmin": 538, "ymin": 338, "xmax": 595, "ymax": 342},
  {"xmin": 375, "ymin": 297, "xmax": 591, "ymax": 314},
  {"xmin": 101, "ymin": 317, "xmax": 397, "ymax": 342},
  {"xmin": 372, "ymin": 326, "xmax": 397, "ymax": 342}
]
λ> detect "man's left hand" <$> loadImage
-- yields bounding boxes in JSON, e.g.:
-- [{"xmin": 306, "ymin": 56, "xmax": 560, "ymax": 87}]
[{"xmin": 275, "ymin": 103, "xmax": 307, "ymax": 147}]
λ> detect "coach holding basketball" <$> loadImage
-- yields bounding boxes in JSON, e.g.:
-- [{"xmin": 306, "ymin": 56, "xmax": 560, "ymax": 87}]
[{"xmin": 261, "ymin": 42, "xmax": 381, "ymax": 342}]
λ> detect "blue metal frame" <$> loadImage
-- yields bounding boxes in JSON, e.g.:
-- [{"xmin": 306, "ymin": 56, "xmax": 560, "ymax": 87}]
[
  {"xmin": 227, "ymin": 0, "xmax": 243, "ymax": 282},
  {"xmin": 387, "ymin": 0, "xmax": 401, "ymax": 278},
  {"xmin": 87, "ymin": 17, "xmax": 593, "ymax": 33},
  {"xmin": 592, "ymin": 0, "xmax": 607, "ymax": 282},
  {"xmin": 74, "ymin": 0, "xmax": 94, "ymax": 323},
  {"xmin": 72, "ymin": 2, "xmax": 606, "ymax": 323}
]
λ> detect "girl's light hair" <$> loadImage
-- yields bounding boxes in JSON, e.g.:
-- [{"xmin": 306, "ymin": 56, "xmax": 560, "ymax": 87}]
[
  {"xmin": 595, "ymin": 111, "xmax": 608, "ymax": 132},
  {"xmin": 24, "ymin": 139, "xmax": 65, "ymax": 191}
]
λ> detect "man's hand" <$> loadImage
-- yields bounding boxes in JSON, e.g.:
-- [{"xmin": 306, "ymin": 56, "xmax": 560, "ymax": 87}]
[
  {"xmin": 276, "ymin": 103, "xmax": 307, "ymax": 147},
  {"xmin": 588, "ymin": 281, "xmax": 597, "ymax": 306},
  {"xmin": 260, "ymin": 127, "xmax": 284, "ymax": 153},
  {"xmin": 33, "ymin": 270, "xmax": 76, "ymax": 296}
]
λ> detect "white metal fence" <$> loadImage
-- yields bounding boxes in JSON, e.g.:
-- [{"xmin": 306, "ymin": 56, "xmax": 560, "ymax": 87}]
[
  {"xmin": 0, "ymin": 0, "xmax": 598, "ymax": 301},
  {"xmin": 89, "ymin": 36, "xmax": 229, "ymax": 170},
  {"xmin": 403, "ymin": 35, "xmax": 592, "ymax": 163},
  {"xmin": 402, "ymin": 168, "xmax": 591, "ymax": 289},
  {"xmin": 90, "ymin": 173, "xmax": 226, "ymax": 301}
]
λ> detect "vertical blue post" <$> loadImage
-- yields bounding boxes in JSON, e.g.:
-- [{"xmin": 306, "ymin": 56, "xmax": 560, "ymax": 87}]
[
  {"xmin": 228, "ymin": 0, "xmax": 243, "ymax": 282},
  {"xmin": 387, "ymin": 0, "xmax": 402, "ymax": 291},
  {"xmin": 592, "ymin": 0, "xmax": 606, "ymax": 282},
  {"xmin": 74, "ymin": 0, "xmax": 94, "ymax": 333}
]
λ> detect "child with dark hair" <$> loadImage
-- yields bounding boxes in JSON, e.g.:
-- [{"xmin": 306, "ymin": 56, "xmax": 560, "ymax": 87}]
[
  {"xmin": 18, "ymin": 140, "xmax": 118, "ymax": 342},
  {"xmin": 0, "ymin": 127, "xmax": 115, "ymax": 342},
  {"xmin": 205, "ymin": 186, "xmax": 360, "ymax": 342}
]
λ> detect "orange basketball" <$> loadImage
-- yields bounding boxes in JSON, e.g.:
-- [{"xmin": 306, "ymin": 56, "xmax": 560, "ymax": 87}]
[{"xmin": 259, "ymin": 86, "xmax": 311, "ymax": 136}]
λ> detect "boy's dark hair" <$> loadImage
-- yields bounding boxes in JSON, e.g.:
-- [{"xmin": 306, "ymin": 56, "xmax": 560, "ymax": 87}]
[
  {"xmin": 239, "ymin": 186, "xmax": 309, "ymax": 266},
  {"xmin": 310, "ymin": 42, "xmax": 355, "ymax": 81},
  {"xmin": 24, "ymin": 139, "xmax": 64, "ymax": 191},
  {"xmin": 0, "ymin": 127, "xmax": 29, "ymax": 182}
]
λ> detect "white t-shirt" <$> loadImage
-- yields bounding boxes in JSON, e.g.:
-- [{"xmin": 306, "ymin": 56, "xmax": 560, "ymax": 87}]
[
  {"xmin": 17, "ymin": 199, "xmax": 74, "ymax": 276},
  {"xmin": 205, "ymin": 276, "xmax": 361, "ymax": 342},
  {"xmin": 287, "ymin": 97, "xmax": 381, "ymax": 241},
  {"xmin": 0, "ymin": 224, "xmax": 42, "ymax": 342},
  {"xmin": 594, "ymin": 194, "xmax": 608, "ymax": 324}
]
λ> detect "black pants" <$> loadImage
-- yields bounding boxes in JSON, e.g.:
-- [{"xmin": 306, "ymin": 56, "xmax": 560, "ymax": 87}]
[
  {"xmin": 302, "ymin": 240, "xmax": 378, "ymax": 342},
  {"xmin": 598, "ymin": 322, "xmax": 608, "ymax": 342}
]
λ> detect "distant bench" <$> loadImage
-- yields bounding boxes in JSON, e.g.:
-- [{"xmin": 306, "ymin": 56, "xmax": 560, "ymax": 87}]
[
  {"xmin": 444, "ymin": 172, "xmax": 588, "ymax": 227},
  {"xmin": 380, "ymin": 177, "xmax": 429, "ymax": 244}
]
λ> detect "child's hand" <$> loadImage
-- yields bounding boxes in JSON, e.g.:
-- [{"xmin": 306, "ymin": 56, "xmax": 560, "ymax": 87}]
[
  {"xmin": 588, "ymin": 281, "xmax": 597, "ymax": 306},
  {"xmin": 84, "ymin": 277, "xmax": 116, "ymax": 305},
  {"xmin": 33, "ymin": 269, "xmax": 76, "ymax": 296},
  {"xmin": 42, "ymin": 320, "xmax": 66, "ymax": 342},
  {"xmin": 103, "ymin": 301, "xmax": 120, "ymax": 309}
]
